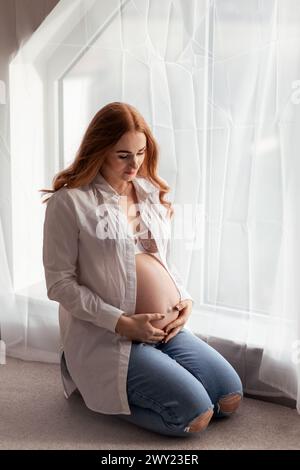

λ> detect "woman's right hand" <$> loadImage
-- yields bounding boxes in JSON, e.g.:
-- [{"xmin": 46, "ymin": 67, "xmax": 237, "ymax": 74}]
[{"xmin": 115, "ymin": 313, "xmax": 167, "ymax": 343}]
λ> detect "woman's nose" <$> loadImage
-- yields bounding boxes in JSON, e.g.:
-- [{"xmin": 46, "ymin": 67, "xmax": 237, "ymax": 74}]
[{"xmin": 131, "ymin": 158, "xmax": 139, "ymax": 168}]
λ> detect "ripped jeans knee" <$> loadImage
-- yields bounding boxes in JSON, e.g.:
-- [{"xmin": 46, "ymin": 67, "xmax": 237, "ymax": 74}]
[
  {"xmin": 184, "ymin": 406, "xmax": 214, "ymax": 433},
  {"xmin": 215, "ymin": 392, "xmax": 243, "ymax": 417}
]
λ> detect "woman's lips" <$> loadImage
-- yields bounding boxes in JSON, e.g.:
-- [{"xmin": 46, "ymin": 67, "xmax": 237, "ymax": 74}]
[{"xmin": 125, "ymin": 170, "xmax": 136, "ymax": 174}]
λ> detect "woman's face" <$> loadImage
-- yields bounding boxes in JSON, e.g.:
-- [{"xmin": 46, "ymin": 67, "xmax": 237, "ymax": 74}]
[{"xmin": 101, "ymin": 131, "xmax": 147, "ymax": 184}]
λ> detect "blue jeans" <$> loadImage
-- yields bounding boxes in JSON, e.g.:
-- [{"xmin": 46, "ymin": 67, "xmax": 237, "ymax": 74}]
[{"xmin": 116, "ymin": 328, "xmax": 243, "ymax": 437}]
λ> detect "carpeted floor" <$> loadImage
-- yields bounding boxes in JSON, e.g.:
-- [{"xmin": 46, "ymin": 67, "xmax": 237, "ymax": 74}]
[{"xmin": 1, "ymin": 357, "xmax": 299, "ymax": 450}]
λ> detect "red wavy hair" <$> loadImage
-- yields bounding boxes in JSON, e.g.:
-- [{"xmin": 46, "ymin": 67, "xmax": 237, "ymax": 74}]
[{"xmin": 39, "ymin": 101, "xmax": 173, "ymax": 218}]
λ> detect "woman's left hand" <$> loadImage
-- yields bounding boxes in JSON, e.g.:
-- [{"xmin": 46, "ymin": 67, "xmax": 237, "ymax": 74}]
[{"xmin": 163, "ymin": 299, "xmax": 193, "ymax": 344}]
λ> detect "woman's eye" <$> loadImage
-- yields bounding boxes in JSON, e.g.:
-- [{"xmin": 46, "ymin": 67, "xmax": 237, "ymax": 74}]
[{"xmin": 119, "ymin": 152, "xmax": 145, "ymax": 160}]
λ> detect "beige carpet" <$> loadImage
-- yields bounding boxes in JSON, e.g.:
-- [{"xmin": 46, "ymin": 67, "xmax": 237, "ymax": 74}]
[{"xmin": 1, "ymin": 357, "xmax": 299, "ymax": 450}]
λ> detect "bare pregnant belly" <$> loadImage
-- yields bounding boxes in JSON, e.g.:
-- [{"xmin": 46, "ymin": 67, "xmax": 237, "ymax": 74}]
[{"xmin": 134, "ymin": 253, "xmax": 181, "ymax": 330}]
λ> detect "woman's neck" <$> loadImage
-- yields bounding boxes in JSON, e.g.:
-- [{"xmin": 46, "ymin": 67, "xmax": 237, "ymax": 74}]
[{"xmin": 100, "ymin": 171, "xmax": 133, "ymax": 196}]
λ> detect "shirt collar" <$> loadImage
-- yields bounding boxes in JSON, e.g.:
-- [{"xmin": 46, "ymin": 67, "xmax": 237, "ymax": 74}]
[{"xmin": 92, "ymin": 171, "xmax": 158, "ymax": 202}]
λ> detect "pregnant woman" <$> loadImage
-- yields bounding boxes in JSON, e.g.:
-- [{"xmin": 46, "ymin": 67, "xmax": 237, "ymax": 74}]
[{"xmin": 42, "ymin": 101, "xmax": 243, "ymax": 437}]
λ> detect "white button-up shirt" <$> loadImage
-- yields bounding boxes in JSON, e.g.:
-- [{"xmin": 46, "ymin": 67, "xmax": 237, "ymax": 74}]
[{"xmin": 43, "ymin": 172, "xmax": 193, "ymax": 414}]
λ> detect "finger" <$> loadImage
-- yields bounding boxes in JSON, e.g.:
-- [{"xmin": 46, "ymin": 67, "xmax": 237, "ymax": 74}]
[
  {"xmin": 151, "ymin": 329, "xmax": 168, "ymax": 340},
  {"xmin": 153, "ymin": 333, "xmax": 167, "ymax": 339},
  {"xmin": 164, "ymin": 326, "xmax": 181, "ymax": 344},
  {"xmin": 153, "ymin": 328, "xmax": 167, "ymax": 336},
  {"xmin": 175, "ymin": 301, "xmax": 186, "ymax": 311},
  {"xmin": 164, "ymin": 331, "xmax": 174, "ymax": 344},
  {"xmin": 154, "ymin": 336, "xmax": 166, "ymax": 342},
  {"xmin": 148, "ymin": 313, "xmax": 166, "ymax": 321},
  {"xmin": 148, "ymin": 336, "xmax": 165, "ymax": 344},
  {"xmin": 165, "ymin": 320, "xmax": 184, "ymax": 334},
  {"xmin": 164, "ymin": 326, "xmax": 179, "ymax": 342},
  {"xmin": 165, "ymin": 323, "xmax": 174, "ymax": 334},
  {"xmin": 178, "ymin": 299, "xmax": 191, "ymax": 308}
]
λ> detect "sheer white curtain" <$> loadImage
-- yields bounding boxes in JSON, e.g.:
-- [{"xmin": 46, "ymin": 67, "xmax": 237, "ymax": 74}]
[
  {"xmin": 0, "ymin": 0, "xmax": 299, "ymax": 412},
  {"xmin": 199, "ymin": 0, "xmax": 300, "ymax": 413},
  {"xmin": 0, "ymin": 0, "xmax": 60, "ymax": 362}
]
